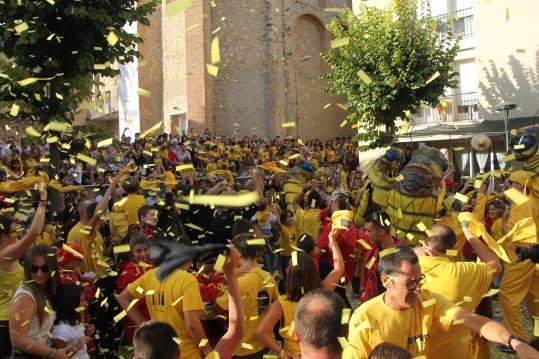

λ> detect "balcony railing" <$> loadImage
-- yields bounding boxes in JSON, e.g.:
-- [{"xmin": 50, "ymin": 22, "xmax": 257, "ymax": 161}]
[
  {"xmin": 413, "ymin": 91, "xmax": 479, "ymax": 125},
  {"xmin": 87, "ymin": 91, "xmax": 118, "ymax": 120},
  {"xmin": 433, "ymin": 7, "xmax": 474, "ymax": 37}
]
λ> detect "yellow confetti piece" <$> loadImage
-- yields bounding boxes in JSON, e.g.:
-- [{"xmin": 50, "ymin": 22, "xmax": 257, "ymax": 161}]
[
  {"xmin": 278, "ymin": 160, "xmax": 289, "ymax": 167},
  {"xmin": 463, "ymin": 296, "xmax": 472, "ymax": 302},
  {"xmin": 379, "ymin": 247, "xmax": 399, "ymax": 257},
  {"xmin": 46, "ymin": 136, "xmax": 58, "ymax": 144},
  {"xmin": 172, "ymin": 296, "xmax": 184, "ymax": 306},
  {"xmin": 241, "ymin": 343, "xmax": 254, "ymax": 350},
  {"xmin": 516, "ymin": 49, "xmax": 526, "ymax": 54},
  {"xmin": 75, "ymin": 306, "xmax": 85, "ymax": 313},
  {"xmin": 25, "ymin": 126, "xmax": 41, "ymax": 137},
  {"xmin": 505, "ymin": 8, "xmax": 509, "ymax": 21},
  {"xmin": 282, "ymin": 121, "xmax": 296, "ymax": 128},
  {"xmin": 365, "ymin": 256, "xmax": 376, "ymax": 270},
  {"xmin": 76, "ymin": 153, "xmax": 97, "ymax": 166},
  {"xmin": 205, "ymin": 352, "xmax": 220, "ymax": 359},
  {"xmin": 534, "ymin": 318, "xmax": 539, "ymax": 337},
  {"xmin": 287, "ymin": 321, "xmax": 295, "ymax": 337},
  {"xmin": 9, "ymin": 104, "xmax": 19, "ymax": 117},
  {"xmin": 94, "ymin": 64, "xmax": 107, "ymax": 70},
  {"xmin": 97, "ymin": 138, "xmax": 113, "ymax": 148},
  {"xmin": 358, "ymin": 239, "xmax": 372, "ymax": 250},
  {"xmin": 206, "ymin": 64, "xmax": 219, "ymax": 77},
  {"xmin": 421, "ymin": 297, "xmax": 437, "ymax": 308},
  {"xmin": 140, "ymin": 121, "xmax": 162, "ymax": 139},
  {"xmin": 165, "ymin": 0, "xmax": 193, "ymax": 16},
  {"xmin": 336, "ymin": 103, "xmax": 348, "ymax": 111},
  {"xmin": 502, "ymin": 153, "xmax": 516, "ymax": 163},
  {"xmin": 176, "ymin": 164, "xmax": 195, "ymax": 172},
  {"xmin": 416, "ymin": 222, "xmax": 427, "ymax": 232},
  {"xmin": 341, "ymin": 308, "xmax": 352, "ymax": 324},
  {"xmin": 395, "ymin": 175, "xmax": 404, "ymax": 182},
  {"xmin": 453, "ymin": 319, "xmax": 465, "ymax": 325},
  {"xmin": 214, "ymin": 254, "xmax": 226, "ymax": 273},
  {"xmin": 357, "ymin": 69, "xmax": 372, "ymax": 85},
  {"xmin": 198, "ymin": 338, "xmax": 209, "ymax": 347},
  {"xmin": 323, "ymin": 103, "xmax": 332, "ymax": 109},
  {"xmin": 446, "ymin": 249, "xmax": 458, "ymax": 256},
  {"xmin": 172, "ymin": 337, "xmax": 181, "ymax": 345},
  {"xmin": 180, "ymin": 191, "xmax": 259, "ymax": 208},
  {"xmin": 211, "ymin": 36, "xmax": 220, "ymax": 65},
  {"xmin": 15, "ymin": 22, "xmax": 29, "ymax": 34},
  {"xmin": 113, "ymin": 310, "xmax": 127, "ymax": 323},
  {"xmin": 330, "ymin": 37, "xmax": 349, "ymax": 49},
  {"xmin": 18, "ymin": 77, "xmax": 38, "ymax": 86},
  {"xmin": 291, "ymin": 251, "xmax": 298, "ymax": 266},
  {"xmin": 138, "ymin": 88, "xmax": 151, "ymax": 97},
  {"xmin": 339, "ymin": 119, "xmax": 347, "ymax": 128},
  {"xmin": 48, "ymin": 121, "xmax": 68, "ymax": 132},
  {"xmin": 247, "ymin": 239, "xmax": 266, "ymax": 246},
  {"xmin": 454, "ymin": 193, "xmax": 468, "ymax": 203},
  {"xmin": 185, "ymin": 223, "xmax": 204, "ymax": 231},
  {"xmin": 425, "ymin": 71, "xmax": 440, "ymax": 85},
  {"xmin": 113, "ymin": 245, "xmax": 131, "ymax": 254},
  {"xmin": 504, "ymin": 188, "xmax": 529, "ymax": 206},
  {"xmin": 288, "ymin": 153, "xmax": 300, "ymax": 160},
  {"xmin": 513, "ymin": 144, "xmax": 525, "ymax": 150},
  {"xmin": 482, "ymin": 288, "xmax": 500, "ymax": 298},
  {"xmin": 106, "ymin": 31, "xmax": 118, "ymax": 46},
  {"xmin": 351, "ymin": 122, "xmax": 359, "ymax": 129},
  {"xmin": 453, "ymin": 146, "xmax": 465, "ymax": 151},
  {"xmin": 95, "ymin": 287, "xmax": 101, "ymax": 299},
  {"xmin": 62, "ymin": 244, "xmax": 84, "ymax": 259}
]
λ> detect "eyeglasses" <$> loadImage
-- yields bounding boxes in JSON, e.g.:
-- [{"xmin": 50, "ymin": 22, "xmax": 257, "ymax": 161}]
[
  {"xmin": 30, "ymin": 265, "xmax": 49, "ymax": 274},
  {"xmin": 391, "ymin": 274, "xmax": 426, "ymax": 290}
]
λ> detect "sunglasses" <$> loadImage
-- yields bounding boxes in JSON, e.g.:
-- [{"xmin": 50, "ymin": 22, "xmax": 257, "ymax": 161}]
[{"xmin": 30, "ymin": 265, "xmax": 49, "ymax": 274}]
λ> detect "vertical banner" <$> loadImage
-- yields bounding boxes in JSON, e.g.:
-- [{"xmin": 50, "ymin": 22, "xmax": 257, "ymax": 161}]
[{"xmin": 118, "ymin": 20, "xmax": 140, "ymax": 140}]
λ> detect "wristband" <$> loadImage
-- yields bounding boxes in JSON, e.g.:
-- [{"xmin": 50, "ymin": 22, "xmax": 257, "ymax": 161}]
[{"xmin": 508, "ymin": 334, "xmax": 523, "ymax": 351}]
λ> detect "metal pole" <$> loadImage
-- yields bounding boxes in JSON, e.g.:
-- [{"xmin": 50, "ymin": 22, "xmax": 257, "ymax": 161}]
[{"xmin": 504, "ymin": 109, "xmax": 509, "ymax": 153}]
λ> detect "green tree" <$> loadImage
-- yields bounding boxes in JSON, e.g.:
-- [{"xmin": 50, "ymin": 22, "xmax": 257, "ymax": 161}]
[
  {"xmin": 322, "ymin": 0, "xmax": 459, "ymax": 149},
  {"xmin": 0, "ymin": 0, "xmax": 157, "ymax": 214}
]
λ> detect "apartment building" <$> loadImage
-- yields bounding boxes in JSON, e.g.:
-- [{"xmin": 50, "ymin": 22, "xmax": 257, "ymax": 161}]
[{"xmin": 354, "ymin": 0, "xmax": 539, "ymax": 176}]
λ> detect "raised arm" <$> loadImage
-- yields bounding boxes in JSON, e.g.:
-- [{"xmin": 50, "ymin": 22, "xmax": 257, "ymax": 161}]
[
  {"xmin": 461, "ymin": 224, "xmax": 502, "ymax": 277},
  {"xmin": 88, "ymin": 175, "xmax": 119, "ymax": 228},
  {"xmin": 321, "ymin": 228, "xmax": 345, "ymax": 290},
  {"xmin": 0, "ymin": 182, "xmax": 47, "ymax": 266},
  {"xmin": 213, "ymin": 246, "xmax": 246, "ymax": 358}
]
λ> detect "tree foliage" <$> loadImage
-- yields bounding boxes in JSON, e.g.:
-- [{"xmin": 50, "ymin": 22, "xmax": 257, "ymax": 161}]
[
  {"xmin": 321, "ymin": 0, "xmax": 459, "ymax": 149},
  {"xmin": 0, "ymin": 0, "xmax": 157, "ymax": 123}
]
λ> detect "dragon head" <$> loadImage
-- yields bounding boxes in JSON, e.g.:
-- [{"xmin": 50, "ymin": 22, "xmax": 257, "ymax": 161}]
[{"xmin": 510, "ymin": 126, "xmax": 539, "ymax": 161}]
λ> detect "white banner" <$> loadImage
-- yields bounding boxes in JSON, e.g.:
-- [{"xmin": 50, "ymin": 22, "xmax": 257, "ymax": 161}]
[{"xmin": 118, "ymin": 21, "xmax": 140, "ymax": 140}]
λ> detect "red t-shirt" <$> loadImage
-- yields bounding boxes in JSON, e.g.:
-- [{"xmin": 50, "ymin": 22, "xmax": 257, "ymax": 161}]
[{"xmin": 317, "ymin": 221, "xmax": 368, "ymax": 283}]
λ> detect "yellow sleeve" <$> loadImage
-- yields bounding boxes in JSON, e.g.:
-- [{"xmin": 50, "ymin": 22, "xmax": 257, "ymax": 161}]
[
  {"xmin": 182, "ymin": 275, "xmax": 205, "ymax": 312},
  {"xmin": 295, "ymin": 208, "xmax": 305, "ymax": 234},
  {"xmin": 432, "ymin": 292, "xmax": 460, "ymax": 332},
  {"xmin": 348, "ymin": 312, "xmax": 372, "ymax": 359},
  {"xmin": 472, "ymin": 192, "xmax": 487, "ymax": 220}
]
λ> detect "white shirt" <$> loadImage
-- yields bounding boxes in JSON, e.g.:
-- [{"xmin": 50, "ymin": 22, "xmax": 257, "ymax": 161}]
[
  {"xmin": 12, "ymin": 286, "xmax": 55, "ymax": 347},
  {"xmin": 52, "ymin": 322, "xmax": 89, "ymax": 359}
]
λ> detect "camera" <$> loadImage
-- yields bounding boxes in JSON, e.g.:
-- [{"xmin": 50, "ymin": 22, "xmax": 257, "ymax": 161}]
[{"xmin": 515, "ymin": 244, "xmax": 539, "ymax": 264}]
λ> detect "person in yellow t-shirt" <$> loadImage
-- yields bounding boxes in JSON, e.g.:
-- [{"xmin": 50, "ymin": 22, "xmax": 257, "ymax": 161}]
[
  {"xmin": 499, "ymin": 170, "xmax": 539, "ymax": 342},
  {"xmin": 215, "ymin": 233, "xmax": 278, "ymax": 358},
  {"xmin": 347, "ymin": 245, "xmax": 538, "ymax": 359},
  {"xmin": 256, "ymin": 229, "xmax": 345, "ymax": 358},
  {"xmin": 114, "ymin": 176, "xmax": 147, "ymax": 225},
  {"xmin": 292, "ymin": 184, "xmax": 322, "ymax": 241},
  {"xmin": 124, "ymin": 246, "xmax": 245, "ymax": 359},
  {"xmin": 414, "ymin": 223, "xmax": 502, "ymax": 359},
  {"xmin": 206, "ymin": 159, "xmax": 218, "ymax": 173},
  {"xmin": 276, "ymin": 210, "xmax": 298, "ymax": 274}
]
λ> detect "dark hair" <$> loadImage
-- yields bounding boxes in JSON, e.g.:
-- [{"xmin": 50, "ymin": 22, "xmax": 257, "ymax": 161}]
[
  {"xmin": 368, "ymin": 343, "xmax": 412, "ymax": 359},
  {"xmin": 231, "ymin": 219, "xmax": 252, "ymax": 237},
  {"xmin": 130, "ymin": 231, "xmax": 150, "ymax": 249},
  {"xmin": 365, "ymin": 211, "xmax": 391, "ymax": 233},
  {"xmin": 54, "ymin": 284, "xmax": 84, "ymax": 326},
  {"xmin": 86, "ymin": 202, "xmax": 97, "ymax": 219},
  {"xmin": 23, "ymin": 244, "xmax": 61, "ymax": 326},
  {"xmin": 138, "ymin": 205, "xmax": 155, "ymax": 220},
  {"xmin": 377, "ymin": 245, "xmax": 418, "ymax": 277},
  {"xmin": 232, "ymin": 233, "xmax": 263, "ymax": 260},
  {"xmin": 0, "ymin": 215, "xmax": 15, "ymax": 236},
  {"xmin": 298, "ymin": 234, "xmax": 315, "ymax": 254},
  {"xmin": 426, "ymin": 224, "xmax": 456, "ymax": 252},
  {"xmin": 488, "ymin": 198, "xmax": 506, "ymax": 210},
  {"xmin": 133, "ymin": 320, "xmax": 179, "ymax": 359},
  {"xmin": 122, "ymin": 176, "xmax": 140, "ymax": 193},
  {"xmin": 285, "ymin": 252, "xmax": 321, "ymax": 302},
  {"xmin": 333, "ymin": 194, "xmax": 349, "ymax": 211},
  {"xmin": 280, "ymin": 209, "xmax": 293, "ymax": 225},
  {"xmin": 295, "ymin": 289, "xmax": 345, "ymax": 353}
]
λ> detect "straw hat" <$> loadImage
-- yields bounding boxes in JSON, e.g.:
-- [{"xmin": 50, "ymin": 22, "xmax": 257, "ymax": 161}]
[{"xmin": 471, "ymin": 135, "xmax": 491, "ymax": 152}]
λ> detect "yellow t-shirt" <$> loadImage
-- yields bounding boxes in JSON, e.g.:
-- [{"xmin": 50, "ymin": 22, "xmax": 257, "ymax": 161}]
[
  {"xmin": 108, "ymin": 212, "xmax": 129, "ymax": 242},
  {"xmin": 295, "ymin": 208, "xmax": 321, "ymax": 241},
  {"xmin": 348, "ymin": 290, "xmax": 459, "ymax": 358},
  {"xmin": 278, "ymin": 224, "xmax": 298, "ymax": 257},
  {"xmin": 419, "ymin": 256, "xmax": 493, "ymax": 359},
  {"xmin": 164, "ymin": 170, "xmax": 176, "ymax": 187},
  {"xmin": 0, "ymin": 262, "xmax": 23, "ymax": 320},
  {"xmin": 216, "ymin": 267, "xmax": 278, "ymax": 356},
  {"xmin": 277, "ymin": 295, "xmax": 301, "ymax": 356},
  {"xmin": 114, "ymin": 194, "xmax": 147, "ymax": 225},
  {"xmin": 206, "ymin": 162, "xmax": 218, "ymax": 173},
  {"xmin": 326, "ymin": 150, "xmax": 337, "ymax": 162},
  {"xmin": 128, "ymin": 268, "xmax": 205, "ymax": 359},
  {"xmin": 490, "ymin": 218, "xmax": 504, "ymax": 240},
  {"xmin": 67, "ymin": 222, "xmax": 108, "ymax": 278},
  {"xmin": 34, "ymin": 231, "xmax": 53, "ymax": 247}
]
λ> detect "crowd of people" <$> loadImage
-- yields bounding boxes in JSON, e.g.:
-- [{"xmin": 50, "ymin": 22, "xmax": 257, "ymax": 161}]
[{"xmin": 0, "ymin": 128, "xmax": 537, "ymax": 359}]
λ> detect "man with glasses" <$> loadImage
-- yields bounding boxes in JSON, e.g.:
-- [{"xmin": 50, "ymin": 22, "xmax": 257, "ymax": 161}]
[{"xmin": 347, "ymin": 245, "xmax": 538, "ymax": 358}]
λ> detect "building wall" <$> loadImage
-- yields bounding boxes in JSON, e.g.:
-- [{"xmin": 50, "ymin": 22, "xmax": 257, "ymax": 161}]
[{"xmin": 475, "ymin": 0, "xmax": 539, "ymax": 122}]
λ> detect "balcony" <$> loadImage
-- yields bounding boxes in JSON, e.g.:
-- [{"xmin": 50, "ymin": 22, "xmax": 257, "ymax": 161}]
[
  {"xmin": 413, "ymin": 91, "xmax": 479, "ymax": 125},
  {"xmin": 434, "ymin": 7, "xmax": 474, "ymax": 37},
  {"xmin": 87, "ymin": 90, "xmax": 118, "ymax": 121}
]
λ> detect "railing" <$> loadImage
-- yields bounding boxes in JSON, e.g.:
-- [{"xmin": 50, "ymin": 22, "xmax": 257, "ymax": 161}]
[
  {"xmin": 413, "ymin": 91, "xmax": 479, "ymax": 125},
  {"xmin": 433, "ymin": 7, "xmax": 474, "ymax": 37},
  {"xmin": 87, "ymin": 90, "xmax": 118, "ymax": 120}
]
